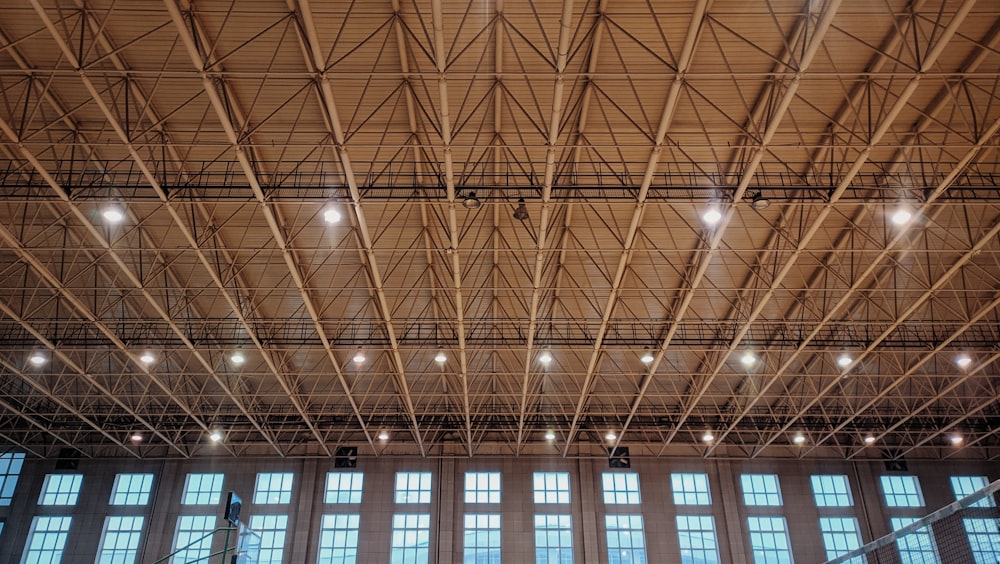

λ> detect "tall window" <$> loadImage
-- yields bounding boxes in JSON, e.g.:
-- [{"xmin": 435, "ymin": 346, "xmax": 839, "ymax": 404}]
[
  {"xmin": 181, "ymin": 473, "xmax": 224, "ymax": 505},
  {"xmin": 465, "ymin": 472, "xmax": 501, "ymax": 504},
  {"xmin": 97, "ymin": 515, "xmax": 145, "ymax": 564},
  {"xmin": 741, "ymin": 474, "xmax": 783, "ymax": 506},
  {"xmin": 676, "ymin": 515, "xmax": 720, "ymax": 564},
  {"xmin": 533, "ymin": 472, "xmax": 570, "ymax": 504},
  {"xmin": 395, "ymin": 472, "xmax": 432, "ymax": 504},
  {"xmin": 249, "ymin": 514, "xmax": 288, "ymax": 564},
  {"xmin": 602, "ymin": 473, "xmax": 641, "ymax": 505},
  {"xmin": 810, "ymin": 475, "xmax": 853, "ymax": 507},
  {"xmin": 38, "ymin": 474, "xmax": 83, "ymax": 506},
  {"xmin": 325, "ymin": 472, "xmax": 364, "ymax": 504},
  {"xmin": 818, "ymin": 517, "xmax": 862, "ymax": 564},
  {"xmin": 963, "ymin": 518, "xmax": 1000, "ymax": 564},
  {"xmin": 22, "ymin": 516, "xmax": 72, "ymax": 563},
  {"xmin": 254, "ymin": 472, "xmax": 294, "ymax": 505},
  {"xmin": 890, "ymin": 517, "xmax": 940, "ymax": 564},
  {"xmin": 0, "ymin": 452, "xmax": 25, "ymax": 505},
  {"xmin": 464, "ymin": 514, "xmax": 501, "ymax": 563},
  {"xmin": 951, "ymin": 476, "xmax": 995, "ymax": 508},
  {"xmin": 605, "ymin": 515, "xmax": 647, "ymax": 564},
  {"xmin": 110, "ymin": 474, "xmax": 154, "ymax": 506},
  {"xmin": 535, "ymin": 514, "xmax": 572, "ymax": 564},
  {"xmin": 318, "ymin": 514, "xmax": 360, "ymax": 564},
  {"xmin": 672, "ymin": 473, "xmax": 712, "ymax": 505},
  {"xmin": 173, "ymin": 515, "xmax": 216, "ymax": 564},
  {"xmin": 390, "ymin": 513, "xmax": 430, "ymax": 564},
  {"xmin": 746, "ymin": 516, "xmax": 793, "ymax": 564},
  {"xmin": 881, "ymin": 476, "xmax": 924, "ymax": 508}
]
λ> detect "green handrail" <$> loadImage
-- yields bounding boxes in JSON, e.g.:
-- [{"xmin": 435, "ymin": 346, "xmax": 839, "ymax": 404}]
[{"xmin": 152, "ymin": 526, "xmax": 236, "ymax": 564}]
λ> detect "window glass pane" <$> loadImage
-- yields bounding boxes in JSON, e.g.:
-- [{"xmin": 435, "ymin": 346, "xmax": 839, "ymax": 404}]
[
  {"xmin": 97, "ymin": 515, "xmax": 145, "ymax": 564},
  {"xmin": 249, "ymin": 514, "xmax": 288, "ymax": 564},
  {"xmin": 395, "ymin": 472, "xmax": 432, "ymax": 504},
  {"xmin": 881, "ymin": 476, "xmax": 924, "ymax": 508},
  {"xmin": 533, "ymin": 473, "xmax": 570, "ymax": 504},
  {"xmin": 676, "ymin": 515, "xmax": 719, "ymax": 564},
  {"xmin": 605, "ymin": 515, "xmax": 647, "ymax": 564},
  {"xmin": 325, "ymin": 472, "xmax": 364, "ymax": 504},
  {"xmin": 464, "ymin": 514, "xmax": 501, "ymax": 563},
  {"xmin": 254, "ymin": 473, "xmax": 294, "ymax": 505},
  {"xmin": 22, "ymin": 516, "xmax": 72, "ymax": 563},
  {"xmin": 818, "ymin": 517, "xmax": 862, "ymax": 564},
  {"xmin": 601, "ymin": 473, "xmax": 641, "ymax": 505},
  {"xmin": 672, "ymin": 473, "xmax": 712, "ymax": 505},
  {"xmin": 951, "ymin": 476, "xmax": 995, "ymax": 508},
  {"xmin": 746, "ymin": 516, "xmax": 792, "ymax": 564},
  {"xmin": 465, "ymin": 472, "xmax": 501, "ymax": 504},
  {"xmin": 391, "ymin": 513, "xmax": 430, "ymax": 564},
  {"xmin": 110, "ymin": 474, "xmax": 154, "ymax": 506},
  {"xmin": 181, "ymin": 473, "xmax": 224, "ymax": 505},
  {"xmin": 891, "ymin": 517, "xmax": 940, "ymax": 564},
  {"xmin": 318, "ymin": 514, "xmax": 360, "ymax": 564},
  {"xmin": 810, "ymin": 475, "xmax": 853, "ymax": 507},
  {"xmin": 173, "ymin": 515, "xmax": 215, "ymax": 564},
  {"xmin": 534, "ymin": 514, "xmax": 572, "ymax": 564},
  {"xmin": 38, "ymin": 474, "xmax": 84, "ymax": 506},
  {"xmin": 0, "ymin": 452, "xmax": 25, "ymax": 506},
  {"xmin": 741, "ymin": 475, "xmax": 783, "ymax": 506},
  {"xmin": 963, "ymin": 518, "xmax": 1000, "ymax": 564}
]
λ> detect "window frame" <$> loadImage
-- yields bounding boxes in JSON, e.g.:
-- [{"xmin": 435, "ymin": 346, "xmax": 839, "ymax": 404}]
[
  {"xmin": 96, "ymin": 515, "xmax": 146, "ymax": 564},
  {"xmin": 317, "ymin": 513, "xmax": 360, "ymax": 564},
  {"xmin": 253, "ymin": 472, "xmax": 295, "ymax": 505},
  {"xmin": 740, "ymin": 474, "xmax": 783, "ymax": 507},
  {"xmin": 672, "ymin": 473, "xmax": 712, "ymax": 506},
  {"xmin": 464, "ymin": 472, "xmax": 502, "ymax": 504},
  {"xmin": 180, "ymin": 473, "xmax": 224, "ymax": 506},
  {"xmin": 533, "ymin": 472, "xmax": 571, "ymax": 505},
  {"xmin": 601, "ymin": 472, "xmax": 642, "ymax": 505},
  {"xmin": 38, "ymin": 473, "xmax": 84, "ymax": 506},
  {"xmin": 109, "ymin": 473, "xmax": 154, "ymax": 506}
]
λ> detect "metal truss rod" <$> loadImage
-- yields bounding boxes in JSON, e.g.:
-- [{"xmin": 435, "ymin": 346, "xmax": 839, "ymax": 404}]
[
  {"xmin": 675, "ymin": 0, "xmax": 980, "ymax": 457},
  {"xmin": 703, "ymin": 3, "xmax": 999, "ymax": 457},
  {"xmin": 428, "ymin": 0, "xmax": 475, "ymax": 455},
  {"xmin": 286, "ymin": 0, "xmax": 421, "ymax": 455},
  {"xmin": 30, "ymin": 0, "xmax": 290, "ymax": 456},
  {"xmin": 846, "ymin": 293, "xmax": 1000, "ymax": 459},
  {"xmin": 563, "ymin": 0, "xmax": 713, "ymax": 457},
  {"xmin": 0, "ymin": 292, "xmax": 174, "ymax": 458},
  {"xmin": 607, "ymin": 0, "xmax": 840, "ymax": 456}
]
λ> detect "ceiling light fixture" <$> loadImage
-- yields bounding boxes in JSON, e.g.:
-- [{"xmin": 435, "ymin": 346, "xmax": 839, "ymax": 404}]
[
  {"xmin": 323, "ymin": 207, "xmax": 342, "ymax": 223},
  {"xmin": 230, "ymin": 351, "xmax": 246, "ymax": 365},
  {"xmin": 462, "ymin": 191, "xmax": 481, "ymax": 209},
  {"xmin": 792, "ymin": 433, "xmax": 806, "ymax": 444},
  {"xmin": 139, "ymin": 352, "xmax": 156, "ymax": 365},
  {"xmin": 353, "ymin": 350, "xmax": 366, "ymax": 364},
  {"xmin": 434, "ymin": 350, "xmax": 447, "ymax": 363},
  {"xmin": 538, "ymin": 349, "xmax": 553, "ymax": 364},
  {"xmin": 544, "ymin": 430, "xmax": 556, "ymax": 441},
  {"xmin": 750, "ymin": 191, "xmax": 771, "ymax": 210},
  {"xmin": 950, "ymin": 434, "xmax": 963, "ymax": 445},
  {"xmin": 702, "ymin": 432, "xmax": 715, "ymax": 442},
  {"xmin": 209, "ymin": 430, "xmax": 223, "ymax": 442},
  {"xmin": 863, "ymin": 435, "xmax": 876, "ymax": 444},
  {"xmin": 740, "ymin": 351, "xmax": 757, "ymax": 366},
  {"xmin": 640, "ymin": 348, "xmax": 654, "ymax": 365},
  {"xmin": 890, "ymin": 206, "xmax": 913, "ymax": 225},
  {"xmin": 131, "ymin": 433, "xmax": 143, "ymax": 442},
  {"xmin": 956, "ymin": 355, "xmax": 972, "ymax": 369},
  {"xmin": 28, "ymin": 352, "xmax": 47, "ymax": 366},
  {"xmin": 377, "ymin": 430, "xmax": 389, "ymax": 441},
  {"xmin": 605, "ymin": 431, "xmax": 617, "ymax": 441},
  {"xmin": 513, "ymin": 198, "xmax": 529, "ymax": 221},
  {"xmin": 701, "ymin": 205, "xmax": 722, "ymax": 225},
  {"xmin": 102, "ymin": 207, "xmax": 125, "ymax": 223},
  {"xmin": 837, "ymin": 353, "xmax": 852, "ymax": 368}
]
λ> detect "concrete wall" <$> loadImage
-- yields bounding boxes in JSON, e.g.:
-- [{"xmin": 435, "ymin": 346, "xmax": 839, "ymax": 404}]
[{"xmin": 0, "ymin": 454, "xmax": 995, "ymax": 563}]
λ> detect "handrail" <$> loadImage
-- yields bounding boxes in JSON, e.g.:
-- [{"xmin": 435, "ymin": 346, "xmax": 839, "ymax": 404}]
[{"xmin": 151, "ymin": 526, "xmax": 236, "ymax": 564}]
